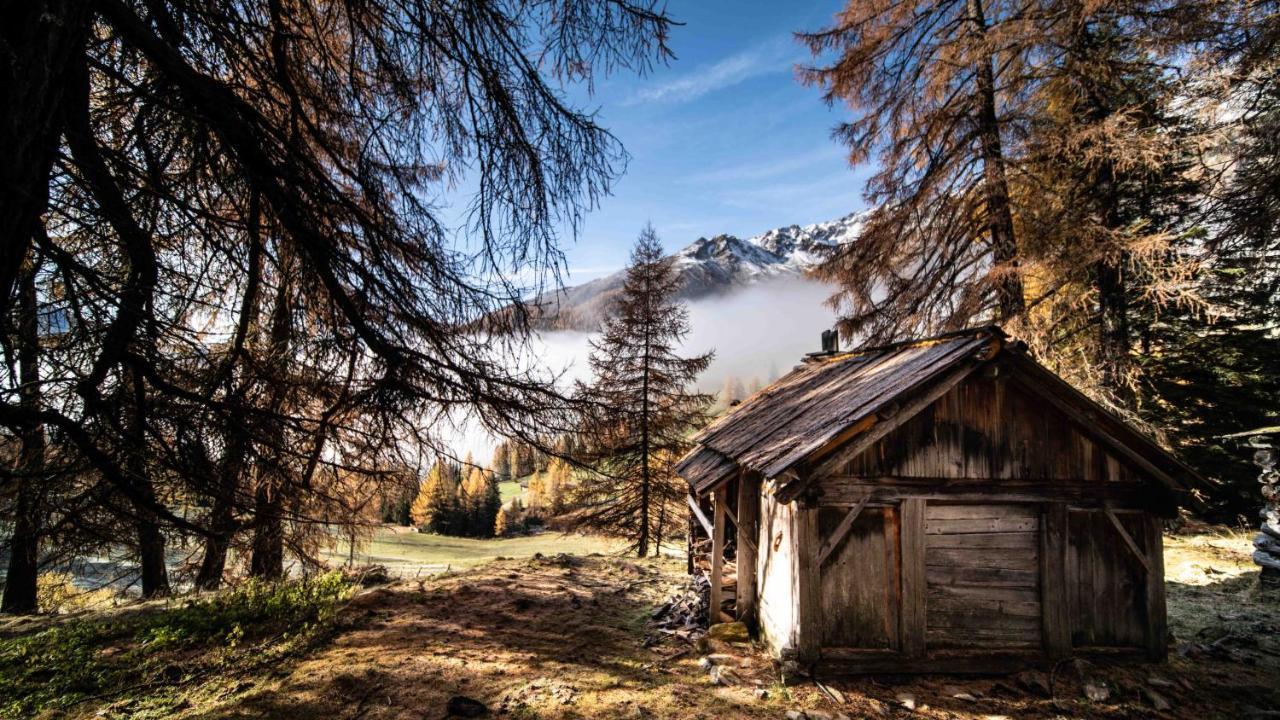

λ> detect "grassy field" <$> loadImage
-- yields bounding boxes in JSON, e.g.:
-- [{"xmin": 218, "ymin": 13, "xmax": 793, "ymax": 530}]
[
  {"xmin": 498, "ymin": 478, "xmax": 525, "ymax": 504},
  {"xmin": 325, "ymin": 526, "xmax": 623, "ymax": 574}
]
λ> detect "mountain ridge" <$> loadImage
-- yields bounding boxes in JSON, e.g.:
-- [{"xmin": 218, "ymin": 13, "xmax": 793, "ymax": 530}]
[{"xmin": 527, "ymin": 211, "xmax": 867, "ymax": 331}]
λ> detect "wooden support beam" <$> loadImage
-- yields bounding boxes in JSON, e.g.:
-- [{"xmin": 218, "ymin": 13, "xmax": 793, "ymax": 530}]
[
  {"xmin": 795, "ymin": 505, "xmax": 821, "ymax": 664},
  {"xmin": 709, "ymin": 486, "xmax": 727, "ymax": 623},
  {"xmin": 688, "ymin": 494, "xmax": 713, "ymax": 537},
  {"xmin": 1105, "ymin": 508, "xmax": 1152, "ymax": 574},
  {"xmin": 899, "ymin": 498, "xmax": 926, "ymax": 658},
  {"xmin": 736, "ymin": 472, "xmax": 760, "ymax": 628},
  {"xmin": 722, "ymin": 502, "xmax": 758, "ymax": 555},
  {"xmin": 1144, "ymin": 515, "xmax": 1168, "ymax": 660},
  {"xmin": 1041, "ymin": 503, "xmax": 1070, "ymax": 658},
  {"xmin": 817, "ymin": 495, "xmax": 869, "ymax": 567}
]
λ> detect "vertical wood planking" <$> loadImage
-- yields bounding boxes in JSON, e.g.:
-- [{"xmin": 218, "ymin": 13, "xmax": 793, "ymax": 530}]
[
  {"xmin": 884, "ymin": 507, "xmax": 902, "ymax": 651},
  {"xmin": 900, "ymin": 498, "xmax": 927, "ymax": 657},
  {"xmin": 710, "ymin": 486, "xmax": 726, "ymax": 623},
  {"xmin": 1041, "ymin": 503, "xmax": 1070, "ymax": 657},
  {"xmin": 1145, "ymin": 515, "xmax": 1168, "ymax": 660},
  {"xmin": 736, "ymin": 472, "xmax": 760, "ymax": 628},
  {"xmin": 795, "ymin": 505, "xmax": 821, "ymax": 662}
]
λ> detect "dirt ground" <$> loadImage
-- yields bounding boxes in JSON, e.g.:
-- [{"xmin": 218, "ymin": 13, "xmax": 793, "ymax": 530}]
[{"xmin": 139, "ymin": 528, "xmax": 1274, "ymax": 720}]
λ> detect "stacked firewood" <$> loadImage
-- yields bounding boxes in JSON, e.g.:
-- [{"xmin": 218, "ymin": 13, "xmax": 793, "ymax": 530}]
[
  {"xmin": 646, "ymin": 573, "xmax": 710, "ymax": 645},
  {"xmin": 1253, "ymin": 440, "xmax": 1280, "ymax": 586}
]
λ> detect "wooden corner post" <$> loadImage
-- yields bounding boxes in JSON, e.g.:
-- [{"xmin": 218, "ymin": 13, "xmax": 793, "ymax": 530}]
[
  {"xmin": 1145, "ymin": 515, "xmax": 1168, "ymax": 660},
  {"xmin": 899, "ymin": 498, "xmax": 926, "ymax": 658},
  {"xmin": 736, "ymin": 472, "xmax": 760, "ymax": 629},
  {"xmin": 795, "ymin": 504, "xmax": 821, "ymax": 664},
  {"xmin": 709, "ymin": 486, "xmax": 727, "ymax": 624},
  {"xmin": 1041, "ymin": 503, "xmax": 1071, "ymax": 658}
]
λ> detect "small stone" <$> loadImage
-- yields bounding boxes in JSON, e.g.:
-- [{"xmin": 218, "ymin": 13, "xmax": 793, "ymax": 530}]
[
  {"xmin": 753, "ymin": 687, "xmax": 769, "ymax": 700},
  {"xmin": 835, "ymin": 714, "xmax": 852, "ymax": 720},
  {"xmin": 806, "ymin": 712, "xmax": 832, "ymax": 720},
  {"xmin": 1015, "ymin": 670, "xmax": 1051, "ymax": 697},
  {"xmin": 446, "ymin": 695, "xmax": 489, "ymax": 717},
  {"xmin": 952, "ymin": 692, "xmax": 978, "ymax": 702},
  {"xmin": 706, "ymin": 621, "xmax": 750, "ymax": 643},
  {"xmin": 785, "ymin": 711, "xmax": 807, "ymax": 720},
  {"xmin": 1142, "ymin": 687, "xmax": 1172, "ymax": 712},
  {"xmin": 1083, "ymin": 681, "xmax": 1110, "ymax": 703},
  {"xmin": 896, "ymin": 692, "xmax": 917, "ymax": 711},
  {"xmin": 698, "ymin": 656, "xmax": 714, "ymax": 670},
  {"xmin": 708, "ymin": 665, "xmax": 733, "ymax": 686}
]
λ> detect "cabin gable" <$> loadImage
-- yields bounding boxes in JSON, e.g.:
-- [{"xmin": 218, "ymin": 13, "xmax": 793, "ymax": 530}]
[{"xmin": 817, "ymin": 372, "xmax": 1168, "ymax": 500}]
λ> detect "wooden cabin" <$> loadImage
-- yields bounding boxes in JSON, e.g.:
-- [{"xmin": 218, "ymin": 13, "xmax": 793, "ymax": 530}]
[{"xmin": 676, "ymin": 326, "xmax": 1199, "ymax": 675}]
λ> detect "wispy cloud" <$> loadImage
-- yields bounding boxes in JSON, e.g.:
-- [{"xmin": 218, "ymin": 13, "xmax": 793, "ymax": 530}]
[
  {"xmin": 716, "ymin": 172, "xmax": 863, "ymax": 211},
  {"xmin": 682, "ymin": 146, "xmax": 846, "ymax": 185},
  {"xmin": 625, "ymin": 37, "xmax": 800, "ymax": 106}
]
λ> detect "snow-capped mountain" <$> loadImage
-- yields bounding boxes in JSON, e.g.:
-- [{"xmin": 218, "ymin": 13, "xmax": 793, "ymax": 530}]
[{"xmin": 527, "ymin": 211, "xmax": 867, "ymax": 331}]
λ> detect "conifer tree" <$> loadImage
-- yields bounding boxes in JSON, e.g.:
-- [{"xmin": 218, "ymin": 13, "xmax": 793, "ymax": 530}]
[
  {"xmin": 721, "ymin": 376, "xmax": 745, "ymax": 407},
  {"xmin": 492, "ymin": 443, "xmax": 512, "ymax": 482},
  {"xmin": 410, "ymin": 459, "xmax": 460, "ymax": 532},
  {"xmin": 495, "ymin": 498, "xmax": 524, "ymax": 537},
  {"xmin": 571, "ymin": 226, "xmax": 712, "ymax": 557},
  {"xmin": 800, "ymin": 0, "xmax": 1030, "ymax": 340}
]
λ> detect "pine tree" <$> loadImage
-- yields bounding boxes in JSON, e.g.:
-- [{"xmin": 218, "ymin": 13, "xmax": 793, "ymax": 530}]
[
  {"xmin": 571, "ymin": 226, "xmax": 713, "ymax": 557},
  {"xmin": 527, "ymin": 471, "xmax": 549, "ymax": 517}
]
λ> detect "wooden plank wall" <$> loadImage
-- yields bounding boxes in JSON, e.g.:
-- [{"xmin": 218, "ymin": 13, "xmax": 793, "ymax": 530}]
[
  {"xmin": 817, "ymin": 506, "xmax": 899, "ymax": 649},
  {"xmin": 832, "ymin": 375, "xmax": 1141, "ymax": 484},
  {"xmin": 756, "ymin": 493, "xmax": 800, "ymax": 654},
  {"xmin": 923, "ymin": 504, "xmax": 1042, "ymax": 649},
  {"xmin": 1065, "ymin": 509, "xmax": 1148, "ymax": 649}
]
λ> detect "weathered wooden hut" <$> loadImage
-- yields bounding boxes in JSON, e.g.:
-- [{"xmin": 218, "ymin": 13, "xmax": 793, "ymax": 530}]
[{"xmin": 677, "ymin": 326, "xmax": 1199, "ymax": 675}]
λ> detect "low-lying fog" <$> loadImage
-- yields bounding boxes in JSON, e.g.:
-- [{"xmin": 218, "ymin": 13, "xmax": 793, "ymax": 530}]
[{"xmin": 447, "ymin": 276, "xmax": 837, "ymax": 461}]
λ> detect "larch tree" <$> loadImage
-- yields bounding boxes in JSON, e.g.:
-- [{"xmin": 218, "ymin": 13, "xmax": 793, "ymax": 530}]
[
  {"xmin": 571, "ymin": 226, "xmax": 712, "ymax": 557},
  {"xmin": 0, "ymin": 0, "xmax": 674, "ymax": 609},
  {"xmin": 800, "ymin": 0, "xmax": 1033, "ymax": 341}
]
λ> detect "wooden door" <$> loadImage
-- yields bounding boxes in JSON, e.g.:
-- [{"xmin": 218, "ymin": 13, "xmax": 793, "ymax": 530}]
[
  {"xmin": 923, "ymin": 503, "xmax": 1043, "ymax": 649},
  {"xmin": 817, "ymin": 506, "xmax": 900, "ymax": 649}
]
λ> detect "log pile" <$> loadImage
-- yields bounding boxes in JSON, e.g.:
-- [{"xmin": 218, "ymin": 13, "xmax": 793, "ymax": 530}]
[
  {"xmin": 646, "ymin": 573, "xmax": 710, "ymax": 646},
  {"xmin": 1252, "ymin": 439, "xmax": 1280, "ymax": 585}
]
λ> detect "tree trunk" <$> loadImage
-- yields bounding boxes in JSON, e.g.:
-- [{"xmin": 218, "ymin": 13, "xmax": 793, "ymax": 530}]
[
  {"xmin": 966, "ymin": 0, "xmax": 1025, "ymax": 321},
  {"xmin": 2, "ymin": 256, "xmax": 46, "ymax": 614},
  {"xmin": 0, "ymin": 1, "xmax": 89, "ymax": 319},
  {"xmin": 196, "ymin": 194, "xmax": 264, "ymax": 590},
  {"xmin": 250, "ymin": 250, "xmax": 293, "ymax": 580},
  {"xmin": 128, "ymin": 366, "xmax": 169, "ymax": 598},
  {"xmin": 250, "ymin": 479, "xmax": 285, "ymax": 579},
  {"xmin": 136, "ymin": 515, "xmax": 170, "ymax": 598},
  {"xmin": 1096, "ymin": 255, "xmax": 1130, "ymax": 392},
  {"xmin": 194, "ymin": 498, "xmax": 235, "ymax": 590}
]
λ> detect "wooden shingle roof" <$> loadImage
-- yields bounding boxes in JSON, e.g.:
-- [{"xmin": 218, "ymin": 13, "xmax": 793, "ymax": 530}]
[
  {"xmin": 676, "ymin": 326, "xmax": 1203, "ymax": 501},
  {"xmin": 677, "ymin": 327, "xmax": 998, "ymax": 494}
]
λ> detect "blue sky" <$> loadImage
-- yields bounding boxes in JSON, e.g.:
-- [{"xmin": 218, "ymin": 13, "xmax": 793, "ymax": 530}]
[{"xmin": 546, "ymin": 0, "xmax": 872, "ymax": 282}]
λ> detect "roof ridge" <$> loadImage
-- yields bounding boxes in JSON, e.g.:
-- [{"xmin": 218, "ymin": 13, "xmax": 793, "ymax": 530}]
[{"xmin": 805, "ymin": 324, "xmax": 1005, "ymax": 364}]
